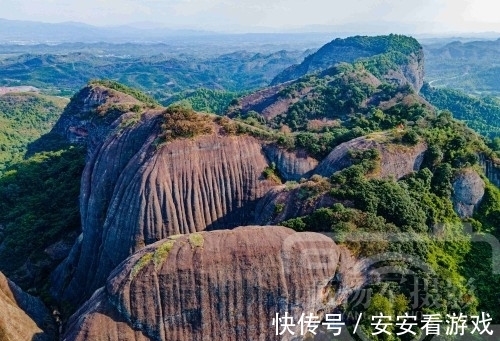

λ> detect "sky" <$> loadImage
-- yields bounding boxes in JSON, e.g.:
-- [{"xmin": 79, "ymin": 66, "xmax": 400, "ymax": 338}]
[{"xmin": 1, "ymin": 0, "xmax": 499, "ymax": 33}]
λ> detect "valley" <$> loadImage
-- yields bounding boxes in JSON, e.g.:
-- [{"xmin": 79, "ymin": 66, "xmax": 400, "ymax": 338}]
[{"xmin": 1, "ymin": 33, "xmax": 500, "ymax": 340}]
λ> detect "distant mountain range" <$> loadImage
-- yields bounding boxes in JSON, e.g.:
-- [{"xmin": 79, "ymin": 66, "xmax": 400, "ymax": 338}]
[
  {"xmin": 1, "ymin": 17, "xmax": 500, "ymax": 45},
  {"xmin": 0, "ymin": 18, "xmax": 336, "ymax": 45}
]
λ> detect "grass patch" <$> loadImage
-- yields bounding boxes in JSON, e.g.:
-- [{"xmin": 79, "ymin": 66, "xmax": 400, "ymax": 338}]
[
  {"xmin": 188, "ymin": 233, "xmax": 204, "ymax": 248},
  {"xmin": 130, "ymin": 252, "xmax": 153, "ymax": 279},
  {"xmin": 153, "ymin": 240, "xmax": 176, "ymax": 270}
]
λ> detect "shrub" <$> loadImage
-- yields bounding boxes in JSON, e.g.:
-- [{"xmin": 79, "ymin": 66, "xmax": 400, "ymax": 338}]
[{"xmin": 161, "ymin": 105, "xmax": 214, "ymax": 141}]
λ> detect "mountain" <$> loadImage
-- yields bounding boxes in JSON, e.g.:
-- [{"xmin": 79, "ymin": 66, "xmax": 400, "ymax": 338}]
[
  {"xmin": 423, "ymin": 38, "xmax": 500, "ymax": 96},
  {"xmin": 271, "ymin": 34, "xmax": 424, "ymax": 92},
  {"xmin": 62, "ymin": 226, "xmax": 364, "ymax": 340},
  {"xmin": 2, "ymin": 35, "xmax": 500, "ymax": 340},
  {"xmin": 421, "ymin": 83, "xmax": 500, "ymax": 138},
  {"xmin": 0, "ymin": 18, "xmax": 335, "ymax": 45},
  {"xmin": 0, "ymin": 49, "xmax": 308, "ymax": 97}
]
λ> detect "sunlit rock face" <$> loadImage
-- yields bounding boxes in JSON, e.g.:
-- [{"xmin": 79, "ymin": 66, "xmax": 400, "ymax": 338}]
[{"xmin": 63, "ymin": 226, "xmax": 364, "ymax": 341}]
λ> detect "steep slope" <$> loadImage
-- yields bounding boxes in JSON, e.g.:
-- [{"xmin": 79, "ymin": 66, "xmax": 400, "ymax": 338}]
[
  {"xmin": 421, "ymin": 83, "xmax": 500, "ymax": 138},
  {"xmin": 50, "ymin": 89, "xmax": 285, "ymax": 306},
  {"xmin": 271, "ymin": 34, "xmax": 424, "ymax": 92},
  {"xmin": 0, "ymin": 271, "xmax": 54, "ymax": 341},
  {"xmin": 63, "ymin": 226, "xmax": 364, "ymax": 341}
]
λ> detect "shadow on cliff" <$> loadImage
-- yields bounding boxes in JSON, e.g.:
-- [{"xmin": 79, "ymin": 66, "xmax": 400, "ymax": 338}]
[{"xmin": 204, "ymin": 198, "xmax": 262, "ymax": 231}]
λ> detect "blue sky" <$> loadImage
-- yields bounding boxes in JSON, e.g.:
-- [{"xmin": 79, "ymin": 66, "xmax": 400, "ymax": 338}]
[{"xmin": 1, "ymin": 0, "xmax": 499, "ymax": 33}]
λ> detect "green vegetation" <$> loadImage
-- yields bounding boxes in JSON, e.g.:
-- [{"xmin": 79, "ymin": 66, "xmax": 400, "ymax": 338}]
[
  {"xmin": 421, "ymin": 83, "xmax": 500, "ymax": 139},
  {"xmin": 160, "ymin": 104, "xmax": 214, "ymax": 142},
  {"xmin": 130, "ymin": 252, "xmax": 154, "ymax": 279},
  {"xmin": 163, "ymin": 88, "xmax": 241, "ymax": 115},
  {"xmin": 0, "ymin": 47, "xmax": 304, "ymax": 98},
  {"xmin": 188, "ymin": 233, "xmax": 204, "ymax": 248},
  {"xmin": 0, "ymin": 146, "xmax": 85, "ymax": 293},
  {"xmin": 278, "ymin": 91, "xmax": 500, "ymax": 329},
  {"xmin": 262, "ymin": 162, "xmax": 282, "ymax": 184},
  {"xmin": 89, "ymin": 79, "xmax": 159, "ymax": 107},
  {"xmin": 0, "ymin": 93, "xmax": 67, "ymax": 174},
  {"xmin": 153, "ymin": 240, "xmax": 177, "ymax": 270}
]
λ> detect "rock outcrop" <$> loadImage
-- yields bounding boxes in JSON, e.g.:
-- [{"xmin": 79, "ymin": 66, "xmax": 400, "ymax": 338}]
[
  {"xmin": 0, "ymin": 271, "xmax": 54, "ymax": 341},
  {"xmin": 263, "ymin": 144, "xmax": 319, "ymax": 181},
  {"xmin": 271, "ymin": 35, "xmax": 425, "ymax": 92},
  {"xmin": 480, "ymin": 154, "xmax": 500, "ymax": 188},
  {"xmin": 452, "ymin": 169, "xmax": 485, "ymax": 218},
  {"xmin": 314, "ymin": 135, "xmax": 427, "ymax": 179},
  {"xmin": 255, "ymin": 176, "xmax": 336, "ymax": 225},
  {"xmin": 51, "ymin": 105, "xmax": 277, "ymax": 306},
  {"xmin": 48, "ymin": 84, "xmax": 144, "ymax": 154},
  {"xmin": 63, "ymin": 226, "xmax": 364, "ymax": 341}
]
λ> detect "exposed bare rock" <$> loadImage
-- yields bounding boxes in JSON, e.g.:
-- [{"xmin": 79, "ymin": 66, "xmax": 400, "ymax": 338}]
[
  {"xmin": 271, "ymin": 36, "xmax": 424, "ymax": 92},
  {"xmin": 315, "ymin": 135, "xmax": 427, "ymax": 179},
  {"xmin": 263, "ymin": 144, "xmax": 319, "ymax": 181},
  {"xmin": 51, "ymin": 111, "xmax": 276, "ymax": 306},
  {"xmin": 0, "ymin": 271, "xmax": 54, "ymax": 341},
  {"xmin": 255, "ymin": 176, "xmax": 336, "ymax": 225},
  {"xmin": 480, "ymin": 154, "xmax": 500, "ymax": 188},
  {"xmin": 63, "ymin": 226, "xmax": 364, "ymax": 341},
  {"xmin": 383, "ymin": 52, "xmax": 425, "ymax": 92},
  {"xmin": 232, "ymin": 81, "xmax": 313, "ymax": 120},
  {"xmin": 49, "ymin": 84, "xmax": 143, "ymax": 154},
  {"xmin": 452, "ymin": 169, "xmax": 485, "ymax": 218}
]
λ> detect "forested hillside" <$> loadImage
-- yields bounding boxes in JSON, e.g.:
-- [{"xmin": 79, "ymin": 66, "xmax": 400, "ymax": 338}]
[
  {"xmin": 0, "ymin": 92, "xmax": 67, "ymax": 174},
  {"xmin": 2, "ymin": 34, "xmax": 500, "ymax": 340},
  {"xmin": 421, "ymin": 83, "xmax": 500, "ymax": 139},
  {"xmin": 424, "ymin": 38, "xmax": 500, "ymax": 96}
]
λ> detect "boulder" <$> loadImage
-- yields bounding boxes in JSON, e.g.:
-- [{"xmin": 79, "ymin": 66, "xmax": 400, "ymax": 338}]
[
  {"xmin": 452, "ymin": 169, "xmax": 485, "ymax": 218},
  {"xmin": 315, "ymin": 135, "xmax": 427, "ymax": 180},
  {"xmin": 63, "ymin": 226, "xmax": 364, "ymax": 341}
]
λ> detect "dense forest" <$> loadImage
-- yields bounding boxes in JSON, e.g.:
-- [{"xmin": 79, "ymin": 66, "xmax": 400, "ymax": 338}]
[{"xmin": 0, "ymin": 92, "xmax": 67, "ymax": 174}]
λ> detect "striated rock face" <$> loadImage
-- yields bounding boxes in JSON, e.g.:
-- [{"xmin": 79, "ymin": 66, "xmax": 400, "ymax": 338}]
[
  {"xmin": 63, "ymin": 226, "xmax": 364, "ymax": 341},
  {"xmin": 315, "ymin": 135, "xmax": 427, "ymax": 179},
  {"xmin": 263, "ymin": 144, "xmax": 319, "ymax": 181},
  {"xmin": 383, "ymin": 52, "xmax": 425, "ymax": 92},
  {"xmin": 51, "ymin": 110, "xmax": 276, "ymax": 306},
  {"xmin": 452, "ymin": 169, "xmax": 485, "ymax": 218},
  {"xmin": 480, "ymin": 154, "xmax": 500, "ymax": 188},
  {"xmin": 0, "ymin": 271, "xmax": 54, "ymax": 341}
]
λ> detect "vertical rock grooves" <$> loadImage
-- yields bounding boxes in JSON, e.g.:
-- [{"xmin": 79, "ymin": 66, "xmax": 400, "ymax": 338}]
[
  {"xmin": 52, "ymin": 111, "xmax": 276, "ymax": 306},
  {"xmin": 63, "ymin": 226, "xmax": 365, "ymax": 341}
]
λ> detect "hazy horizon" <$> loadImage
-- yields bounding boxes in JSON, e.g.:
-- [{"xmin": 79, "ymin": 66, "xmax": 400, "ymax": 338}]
[{"xmin": 1, "ymin": 0, "xmax": 499, "ymax": 35}]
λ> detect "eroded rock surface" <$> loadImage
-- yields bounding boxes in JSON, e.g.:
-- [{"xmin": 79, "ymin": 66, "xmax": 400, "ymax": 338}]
[
  {"xmin": 63, "ymin": 226, "xmax": 364, "ymax": 341},
  {"xmin": 255, "ymin": 177, "xmax": 335, "ymax": 225},
  {"xmin": 51, "ymin": 107, "xmax": 276, "ymax": 306},
  {"xmin": 315, "ymin": 135, "xmax": 427, "ymax": 179},
  {"xmin": 263, "ymin": 144, "xmax": 319, "ymax": 181},
  {"xmin": 452, "ymin": 169, "xmax": 485, "ymax": 218},
  {"xmin": 0, "ymin": 271, "xmax": 54, "ymax": 341}
]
